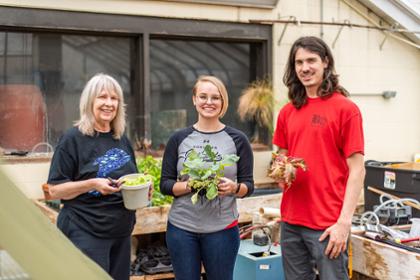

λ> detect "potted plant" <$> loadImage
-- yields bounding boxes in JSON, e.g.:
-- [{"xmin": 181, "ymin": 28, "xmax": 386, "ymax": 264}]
[
  {"xmin": 181, "ymin": 145, "xmax": 239, "ymax": 204},
  {"xmin": 237, "ymin": 79, "xmax": 274, "ymax": 149},
  {"xmin": 137, "ymin": 155, "xmax": 174, "ymax": 206},
  {"xmin": 119, "ymin": 173, "xmax": 153, "ymax": 210}
]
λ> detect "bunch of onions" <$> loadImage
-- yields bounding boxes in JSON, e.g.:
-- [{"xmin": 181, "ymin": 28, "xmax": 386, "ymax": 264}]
[{"xmin": 268, "ymin": 153, "xmax": 306, "ymax": 189}]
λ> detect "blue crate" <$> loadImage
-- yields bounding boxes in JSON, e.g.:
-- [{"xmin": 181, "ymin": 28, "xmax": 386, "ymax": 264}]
[{"xmin": 233, "ymin": 239, "xmax": 285, "ymax": 280}]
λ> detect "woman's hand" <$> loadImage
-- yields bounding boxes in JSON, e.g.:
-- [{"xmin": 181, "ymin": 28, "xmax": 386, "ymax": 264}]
[
  {"xmin": 217, "ymin": 177, "xmax": 237, "ymax": 197},
  {"xmin": 92, "ymin": 178, "xmax": 120, "ymax": 195},
  {"xmin": 49, "ymin": 178, "xmax": 120, "ymax": 200}
]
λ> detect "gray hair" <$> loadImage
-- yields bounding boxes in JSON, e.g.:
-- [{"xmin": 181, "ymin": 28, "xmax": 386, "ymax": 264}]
[{"xmin": 75, "ymin": 73, "xmax": 126, "ymax": 139}]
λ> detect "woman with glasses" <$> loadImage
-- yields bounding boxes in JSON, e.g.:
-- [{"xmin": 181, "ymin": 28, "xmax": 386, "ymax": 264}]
[{"xmin": 160, "ymin": 75, "xmax": 254, "ymax": 280}]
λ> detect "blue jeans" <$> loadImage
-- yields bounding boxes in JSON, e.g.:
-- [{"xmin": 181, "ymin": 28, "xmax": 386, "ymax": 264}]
[{"xmin": 166, "ymin": 222, "xmax": 240, "ymax": 280}]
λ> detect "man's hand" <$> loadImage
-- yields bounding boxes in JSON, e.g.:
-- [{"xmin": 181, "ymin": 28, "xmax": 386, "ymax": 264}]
[{"xmin": 319, "ymin": 221, "xmax": 351, "ymax": 259}]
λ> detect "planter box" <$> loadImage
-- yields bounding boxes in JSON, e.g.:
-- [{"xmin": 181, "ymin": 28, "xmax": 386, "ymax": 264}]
[{"xmin": 34, "ymin": 193, "xmax": 282, "ymax": 235}]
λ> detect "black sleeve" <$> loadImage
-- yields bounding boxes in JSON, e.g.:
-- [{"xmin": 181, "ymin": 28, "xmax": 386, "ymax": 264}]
[
  {"xmin": 124, "ymin": 136, "xmax": 139, "ymax": 173},
  {"xmin": 160, "ymin": 134, "xmax": 179, "ymax": 196},
  {"xmin": 47, "ymin": 135, "xmax": 77, "ymax": 185},
  {"xmin": 229, "ymin": 128, "xmax": 254, "ymax": 197}
]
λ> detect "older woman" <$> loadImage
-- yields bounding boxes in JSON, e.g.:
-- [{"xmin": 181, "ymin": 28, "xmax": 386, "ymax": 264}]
[
  {"xmin": 47, "ymin": 73, "xmax": 137, "ymax": 280},
  {"xmin": 160, "ymin": 75, "xmax": 254, "ymax": 280}
]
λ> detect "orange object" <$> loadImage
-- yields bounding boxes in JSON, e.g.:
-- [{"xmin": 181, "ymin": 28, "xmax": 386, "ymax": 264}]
[
  {"xmin": 0, "ymin": 85, "xmax": 46, "ymax": 151},
  {"xmin": 42, "ymin": 183, "xmax": 52, "ymax": 200}
]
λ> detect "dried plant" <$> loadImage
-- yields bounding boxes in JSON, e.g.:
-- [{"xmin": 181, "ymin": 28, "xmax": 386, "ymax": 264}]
[
  {"xmin": 268, "ymin": 152, "xmax": 306, "ymax": 189},
  {"xmin": 237, "ymin": 79, "xmax": 274, "ymax": 143}
]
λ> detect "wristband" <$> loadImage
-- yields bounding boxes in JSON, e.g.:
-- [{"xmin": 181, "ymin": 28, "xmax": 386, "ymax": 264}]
[{"xmin": 235, "ymin": 182, "xmax": 241, "ymax": 194}]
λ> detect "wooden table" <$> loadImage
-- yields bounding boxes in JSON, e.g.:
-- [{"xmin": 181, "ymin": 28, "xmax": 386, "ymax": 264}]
[{"xmin": 351, "ymin": 226, "xmax": 420, "ymax": 279}]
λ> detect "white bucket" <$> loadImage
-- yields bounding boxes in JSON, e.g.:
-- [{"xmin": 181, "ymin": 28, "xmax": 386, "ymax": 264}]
[{"xmin": 119, "ymin": 173, "xmax": 151, "ymax": 210}]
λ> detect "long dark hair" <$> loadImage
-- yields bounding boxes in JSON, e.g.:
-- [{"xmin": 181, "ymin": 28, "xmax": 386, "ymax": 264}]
[{"xmin": 283, "ymin": 36, "xmax": 348, "ymax": 109}]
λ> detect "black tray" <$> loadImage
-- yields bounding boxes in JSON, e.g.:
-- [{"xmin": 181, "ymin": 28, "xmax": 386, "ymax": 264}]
[{"xmin": 131, "ymin": 246, "xmax": 173, "ymax": 275}]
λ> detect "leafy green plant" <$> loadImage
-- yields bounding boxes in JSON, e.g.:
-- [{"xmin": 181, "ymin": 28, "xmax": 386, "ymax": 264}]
[
  {"xmin": 181, "ymin": 145, "xmax": 239, "ymax": 204},
  {"xmin": 122, "ymin": 174, "xmax": 153, "ymax": 187},
  {"xmin": 136, "ymin": 156, "xmax": 173, "ymax": 206}
]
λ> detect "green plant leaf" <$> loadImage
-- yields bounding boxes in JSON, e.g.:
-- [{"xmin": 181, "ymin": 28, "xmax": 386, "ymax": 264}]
[
  {"xmin": 187, "ymin": 150, "xmax": 200, "ymax": 161},
  {"xmin": 210, "ymin": 164, "xmax": 220, "ymax": 172},
  {"xmin": 180, "ymin": 145, "xmax": 240, "ymax": 204},
  {"xmin": 183, "ymin": 158, "xmax": 206, "ymax": 169},
  {"xmin": 191, "ymin": 192, "xmax": 198, "ymax": 205},
  {"xmin": 206, "ymin": 183, "xmax": 218, "ymax": 200},
  {"xmin": 201, "ymin": 169, "xmax": 213, "ymax": 180},
  {"xmin": 137, "ymin": 156, "xmax": 173, "ymax": 206},
  {"xmin": 221, "ymin": 154, "xmax": 240, "ymax": 165},
  {"xmin": 188, "ymin": 169, "xmax": 202, "ymax": 180},
  {"xmin": 204, "ymin": 144, "xmax": 217, "ymax": 161}
]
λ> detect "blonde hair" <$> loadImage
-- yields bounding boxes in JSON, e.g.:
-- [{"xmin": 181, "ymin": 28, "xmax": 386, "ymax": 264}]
[
  {"xmin": 75, "ymin": 73, "xmax": 126, "ymax": 139},
  {"xmin": 192, "ymin": 75, "xmax": 229, "ymax": 118}
]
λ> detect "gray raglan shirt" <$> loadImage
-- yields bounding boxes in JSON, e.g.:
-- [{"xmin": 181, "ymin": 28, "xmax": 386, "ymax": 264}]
[{"xmin": 160, "ymin": 126, "xmax": 254, "ymax": 233}]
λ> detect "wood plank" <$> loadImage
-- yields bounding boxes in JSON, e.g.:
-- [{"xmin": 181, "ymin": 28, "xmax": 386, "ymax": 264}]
[
  {"xmin": 237, "ymin": 193, "xmax": 281, "ymax": 223},
  {"xmin": 132, "ymin": 193, "xmax": 282, "ymax": 235},
  {"xmin": 351, "ymin": 272, "xmax": 376, "ymax": 280},
  {"xmin": 32, "ymin": 199, "xmax": 58, "ymax": 224},
  {"xmin": 254, "ymin": 179, "xmax": 276, "ymax": 188},
  {"xmin": 351, "ymin": 234, "xmax": 420, "ymax": 279},
  {"xmin": 34, "ymin": 193, "xmax": 282, "ymax": 235},
  {"xmin": 130, "ymin": 265, "xmax": 205, "ymax": 279},
  {"xmin": 132, "ymin": 205, "xmax": 170, "ymax": 235},
  {"xmin": 130, "ymin": 272, "xmax": 174, "ymax": 280}
]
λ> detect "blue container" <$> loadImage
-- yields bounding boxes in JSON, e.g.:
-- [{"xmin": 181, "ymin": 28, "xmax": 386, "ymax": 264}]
[{"xmin": 233, "ymin": 239, "xmax": 285, "ymax": 280}]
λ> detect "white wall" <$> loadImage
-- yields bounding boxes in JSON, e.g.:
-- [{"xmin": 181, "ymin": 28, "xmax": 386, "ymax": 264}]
[
  {"xmin": 0, "ymin": 0, "xmax": 419, "ymax": 161},
  {"xmin": 272, "ymin": 0, "xmax": 420, "ymax": 161},
  {"xmin": 1, "ymin": 162, "xmax": 50, "ymax": 199}
]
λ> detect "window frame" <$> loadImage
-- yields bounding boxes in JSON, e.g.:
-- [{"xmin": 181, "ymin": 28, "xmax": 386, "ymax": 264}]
[{"xmin": 0, "ymin": 6, "xmax": 272, "ymax": 154}]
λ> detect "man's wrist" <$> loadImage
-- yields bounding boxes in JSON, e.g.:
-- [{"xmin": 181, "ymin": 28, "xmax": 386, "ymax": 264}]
[{"xmin": 337, "ymin": 217, "xmax": 352, "ymax": 226}]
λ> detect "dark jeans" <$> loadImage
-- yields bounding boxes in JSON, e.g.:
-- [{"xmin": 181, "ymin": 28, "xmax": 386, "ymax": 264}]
[
  {"xmin": 166, "ymin": 222, "xmax": 240, "ymax": 280},
  {"xmin": 58, "ymin": 213, "xmax": 131, "ymax": 280},
  {"xmin": 281, "ymin": 222, "xmax": 349, "ymax": 280}
]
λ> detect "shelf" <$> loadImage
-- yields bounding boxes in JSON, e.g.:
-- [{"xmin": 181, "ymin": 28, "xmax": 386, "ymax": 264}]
[
  {"xmin": 130, "ymin": 265, "xmax": 205, "ymax": 279},
  {"xmin": 130, "ymin": 272, "xmax": 175, "ymax": 280}
]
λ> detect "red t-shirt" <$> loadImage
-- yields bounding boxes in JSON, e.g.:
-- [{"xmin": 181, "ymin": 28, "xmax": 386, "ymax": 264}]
[{"xmin": 273, "ymin": 93, "xmax": 364, "ymax": 230}]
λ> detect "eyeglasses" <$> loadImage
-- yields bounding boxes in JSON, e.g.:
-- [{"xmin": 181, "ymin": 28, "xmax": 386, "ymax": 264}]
[{"xmin": 196, "ymin": 94, "xmax": 222, "ymax": 104}]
